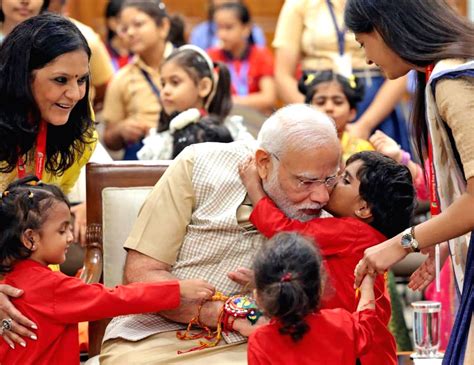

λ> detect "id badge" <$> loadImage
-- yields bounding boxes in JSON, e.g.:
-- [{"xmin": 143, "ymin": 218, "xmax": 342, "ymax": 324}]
[{"xmin": 334, "ymin": 53, "xmax": 353, "ymax": 79}]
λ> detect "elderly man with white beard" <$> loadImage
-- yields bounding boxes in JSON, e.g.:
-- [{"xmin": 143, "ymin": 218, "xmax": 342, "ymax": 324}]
[{"xmin": 99, "ymin": 104, "xmax": 341, "ymax": 364}]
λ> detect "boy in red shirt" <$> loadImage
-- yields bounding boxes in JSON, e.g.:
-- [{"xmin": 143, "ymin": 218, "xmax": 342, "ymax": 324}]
[{"xmin": 239, "ymin": 151, "xmax": 416, "ymax": 365}]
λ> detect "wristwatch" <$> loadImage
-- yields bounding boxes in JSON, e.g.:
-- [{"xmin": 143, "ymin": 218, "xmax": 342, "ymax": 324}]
[{"xmin": 400, "ymin": 226, "xmax": 420, "ymax": 253}]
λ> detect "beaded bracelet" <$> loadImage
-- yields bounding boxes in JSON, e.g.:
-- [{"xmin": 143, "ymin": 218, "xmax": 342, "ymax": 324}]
[
  {"xmin": 177, "ymin": 292, "xmax": 262, "ymax": 354},
  {"xmin": 176, "ymin": 292, "xmax": 229, "ymax": 354},
  {"xmin": 222, "ymin": 295, "xmax": 263, "ymax": 333},
  {"xmin": 400, "ymin": 150, "xmax": 411, "ymax": 166},
  {"xmin": 355, "ymin": 271, "xmax": 388, "ymax": 307}
]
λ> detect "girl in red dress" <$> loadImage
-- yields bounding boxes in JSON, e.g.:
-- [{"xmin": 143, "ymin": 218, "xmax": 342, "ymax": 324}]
[
  {"xmin": 248, "ymin": 232, "xmax": 382, "ymax": 365},
  {"xmin": 0, "ymin": 177, "xmax": 214, "ymax": 365}
]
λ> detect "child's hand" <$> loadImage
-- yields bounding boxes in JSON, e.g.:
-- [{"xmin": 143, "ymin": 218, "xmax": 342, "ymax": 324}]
[
  {"xmin": 228, "ymin": 267, "xmax": 255, "ymax": 289},
  {"xmin": 233, "ymin": 315, "xmax": 269, "ymax": 337},
  {"xmin": 238, "ymin": 157, "xmax": 266, "ymax": 205},
  {"xmin": 359, "ymin": 273, "xmax": 376, "ymax": 292},
  {"xmin": 120, "ymin": 118, "xmax": 150, "ymax": 143},
  {"xmin": 356, "ymin": 274, "xmax": 376, "ymax": 311},
  {"xmin": 369, "ymin": 130, "xmax": 403, "ymax": 162},
  {"xmin": 179, "ymin": 279, "xmax": 215, "ymax": 301},
  {"xmin": 238, "ymin": 157, "xmax": 261, "ymax": 189}
]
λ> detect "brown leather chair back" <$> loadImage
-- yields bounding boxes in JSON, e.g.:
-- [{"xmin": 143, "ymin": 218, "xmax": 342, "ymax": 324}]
[{"xmin": 81, "ymin": 161, "xmax": 169, "ymax": 356}]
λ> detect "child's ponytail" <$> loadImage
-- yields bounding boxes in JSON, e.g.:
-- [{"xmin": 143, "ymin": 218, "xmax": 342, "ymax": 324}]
[
  {"xmin": 279, "ymin": 274, "xmax": 312, "ymax": 341},
  {"xmin": 253, "ymin": 233, "xmax": 324, "ymax": 342},
  {"xmin": 207, "ymin": 61, "xmax": 232, "ymax": 122}
]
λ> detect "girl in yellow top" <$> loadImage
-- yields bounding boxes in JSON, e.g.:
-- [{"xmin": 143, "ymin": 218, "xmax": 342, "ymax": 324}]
[{"xmin": 298, "ymin": 71, "xmax": 373, "ymax": 162}]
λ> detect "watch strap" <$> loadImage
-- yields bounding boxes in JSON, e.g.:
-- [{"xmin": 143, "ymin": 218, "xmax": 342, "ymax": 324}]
[{"xmin": 410, "ymin": 226, "xmax": 421, "ymax": 252}]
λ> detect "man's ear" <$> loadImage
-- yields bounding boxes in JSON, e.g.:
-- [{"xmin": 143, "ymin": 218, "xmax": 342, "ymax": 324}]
[
  {"xmin": 254, "ymin": 149, "xmax": 272, "ymax": 180},
  {"xmin": 198, "ymin": 77, "xmax": 213, "ymax": 99},
  {"xmin": 21, "ymin": 229, "xmax": 39, "ymax": 251},
  {"xmin": 354, "ymin": 199, "xmax": 373, "ymax": 221}
]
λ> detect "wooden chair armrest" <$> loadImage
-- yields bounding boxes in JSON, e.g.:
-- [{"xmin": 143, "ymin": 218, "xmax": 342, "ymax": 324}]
[{"xmin": 80, "ymin": 223, "xmax": 103, "ymax": 284}]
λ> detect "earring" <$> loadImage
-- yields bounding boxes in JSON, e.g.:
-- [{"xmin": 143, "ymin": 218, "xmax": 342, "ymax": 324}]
[{"xmin": 29, "ymin": 238, "xmax": 36, "ymax": 251}]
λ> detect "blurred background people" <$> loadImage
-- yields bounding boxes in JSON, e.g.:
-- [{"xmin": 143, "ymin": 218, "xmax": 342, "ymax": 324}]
[{"xmin": 208, "ymin": 2, "xmax": 276, "ymax": 115}]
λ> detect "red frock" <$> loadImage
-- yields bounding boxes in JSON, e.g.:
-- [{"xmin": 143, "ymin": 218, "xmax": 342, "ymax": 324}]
[
  {"xmin": 248, "ymin": 309, "xmax": 378, "ymax": 365},
  {"xmin": 250, "ymin": 197, "xmax": 397, "ymax": 365},
  {"xmin": 0, "ymin": 259, "xmax": 181, "ymax": 365}
]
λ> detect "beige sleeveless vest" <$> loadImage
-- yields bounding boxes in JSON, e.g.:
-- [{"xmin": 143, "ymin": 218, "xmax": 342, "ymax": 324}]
[{"xmin": 104, "ymin": 141, "xmax": 265, "ymax": 343}]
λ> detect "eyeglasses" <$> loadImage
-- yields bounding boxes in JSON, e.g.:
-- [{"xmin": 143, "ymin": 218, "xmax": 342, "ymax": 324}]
[{"xmin": 271, "ymin": 153, "xmax": 340, "ymax": 191}]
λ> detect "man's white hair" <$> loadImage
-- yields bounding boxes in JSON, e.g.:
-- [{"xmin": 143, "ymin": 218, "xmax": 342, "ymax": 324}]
[{"xmin": 257, "ymin": 104, "xmax": 339, "ymax": 157}]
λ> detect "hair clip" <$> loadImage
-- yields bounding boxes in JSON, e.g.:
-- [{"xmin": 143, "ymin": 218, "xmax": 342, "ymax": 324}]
[
  {"xmin": 348, "ymin": 74, "xmax": 357, "ymax": 89},
  {"xmin": 280, "ymin": 272, "xmax": 293, "ymax": 282},
  {"xmin": 158, "ymin": 1, "xmax": 166, "ymax": 10},
  {"xmin": 28, "ymin": 191, "xmax": 34, "ymax": 199},
  {"xmin": 304, "ymin": 73, "xmax": 316, "ymax": 86}
]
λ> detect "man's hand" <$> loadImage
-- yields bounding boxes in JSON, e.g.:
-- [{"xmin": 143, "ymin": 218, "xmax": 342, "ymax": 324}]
[
  {"xmin": 228, "ymin": 268, "xmax": 255, "ymax": 289},
  {"xmin": 0, "ymin": 285, "xmax": 37, "ymax": 348}
]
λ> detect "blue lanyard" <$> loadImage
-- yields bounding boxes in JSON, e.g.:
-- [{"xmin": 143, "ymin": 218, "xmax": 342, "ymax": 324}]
[
  {"xmin": 140, "ymin": 69, "xmax": 161, "ymax": 99},
  {"xmin": 228, "ymin": 60, "xmax": 249, "ymax": 96},
  {"xmin": 326, "ymin": 0, "xmax": 346, "ymax": 56}
]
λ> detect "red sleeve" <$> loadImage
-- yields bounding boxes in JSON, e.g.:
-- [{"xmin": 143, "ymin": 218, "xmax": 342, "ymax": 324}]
[
  {"xmin": 351, "ymin": 309, "xmax": 378, "ymax": 357},
  {"xmin": 250, "ymin": 197, "xmax": 356, "ymax": 256},
  {"xmin": 358, "ymin": 307, "xmax": 398, "ymax": 365},
  {"xmin": 206, "ymin": 48, "xmax": 224, "ymax": 63},
  {"xmin": 49, "ymin": 273, "xmax": 180, "ymax": 324},
  {"xmin": 257, "ymin": 47, "xmax": 274, "ymax": 77},
  {"xmin": 373, "ymin": 275, "xmax": 392, "ymax": 325},
  {"xmin": 248, "ymin": 332, "xmax": 273, "ymax": 365}
]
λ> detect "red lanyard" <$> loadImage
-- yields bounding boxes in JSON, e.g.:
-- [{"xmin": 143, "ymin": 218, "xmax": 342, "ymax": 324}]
[
  {"xmin": 17, "ymin": 120, "xmax": 47, "ymax": 180},
  {"xmin": 425, "ymin": 64, "xmax": 441, "ymax": 216}
]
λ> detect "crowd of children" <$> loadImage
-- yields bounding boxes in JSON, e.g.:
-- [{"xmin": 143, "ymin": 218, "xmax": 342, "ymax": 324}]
[{"xmin": 0, "ymin": 0, "xmax": 469, "ymax": 363}]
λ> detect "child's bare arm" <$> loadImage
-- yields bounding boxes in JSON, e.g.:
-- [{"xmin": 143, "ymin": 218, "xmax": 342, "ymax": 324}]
[
  {"xmin": 357, "ymin": 274, "xmax": 376, "ymax": 311},
  {"xmin": 238, "ymin": 157, "xmax": 267, "ymax": 205}
]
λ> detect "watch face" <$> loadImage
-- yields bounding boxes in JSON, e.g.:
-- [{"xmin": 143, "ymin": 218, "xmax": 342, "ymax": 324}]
[{"xmin": 401, "ymin": 233, "xmax": 412, "ymax": 248}]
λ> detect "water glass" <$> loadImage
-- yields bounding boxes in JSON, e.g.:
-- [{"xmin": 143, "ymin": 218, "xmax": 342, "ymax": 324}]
[{"xmin": 411, "ymin": 301, "xmax": 441, "ymax": 358}]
